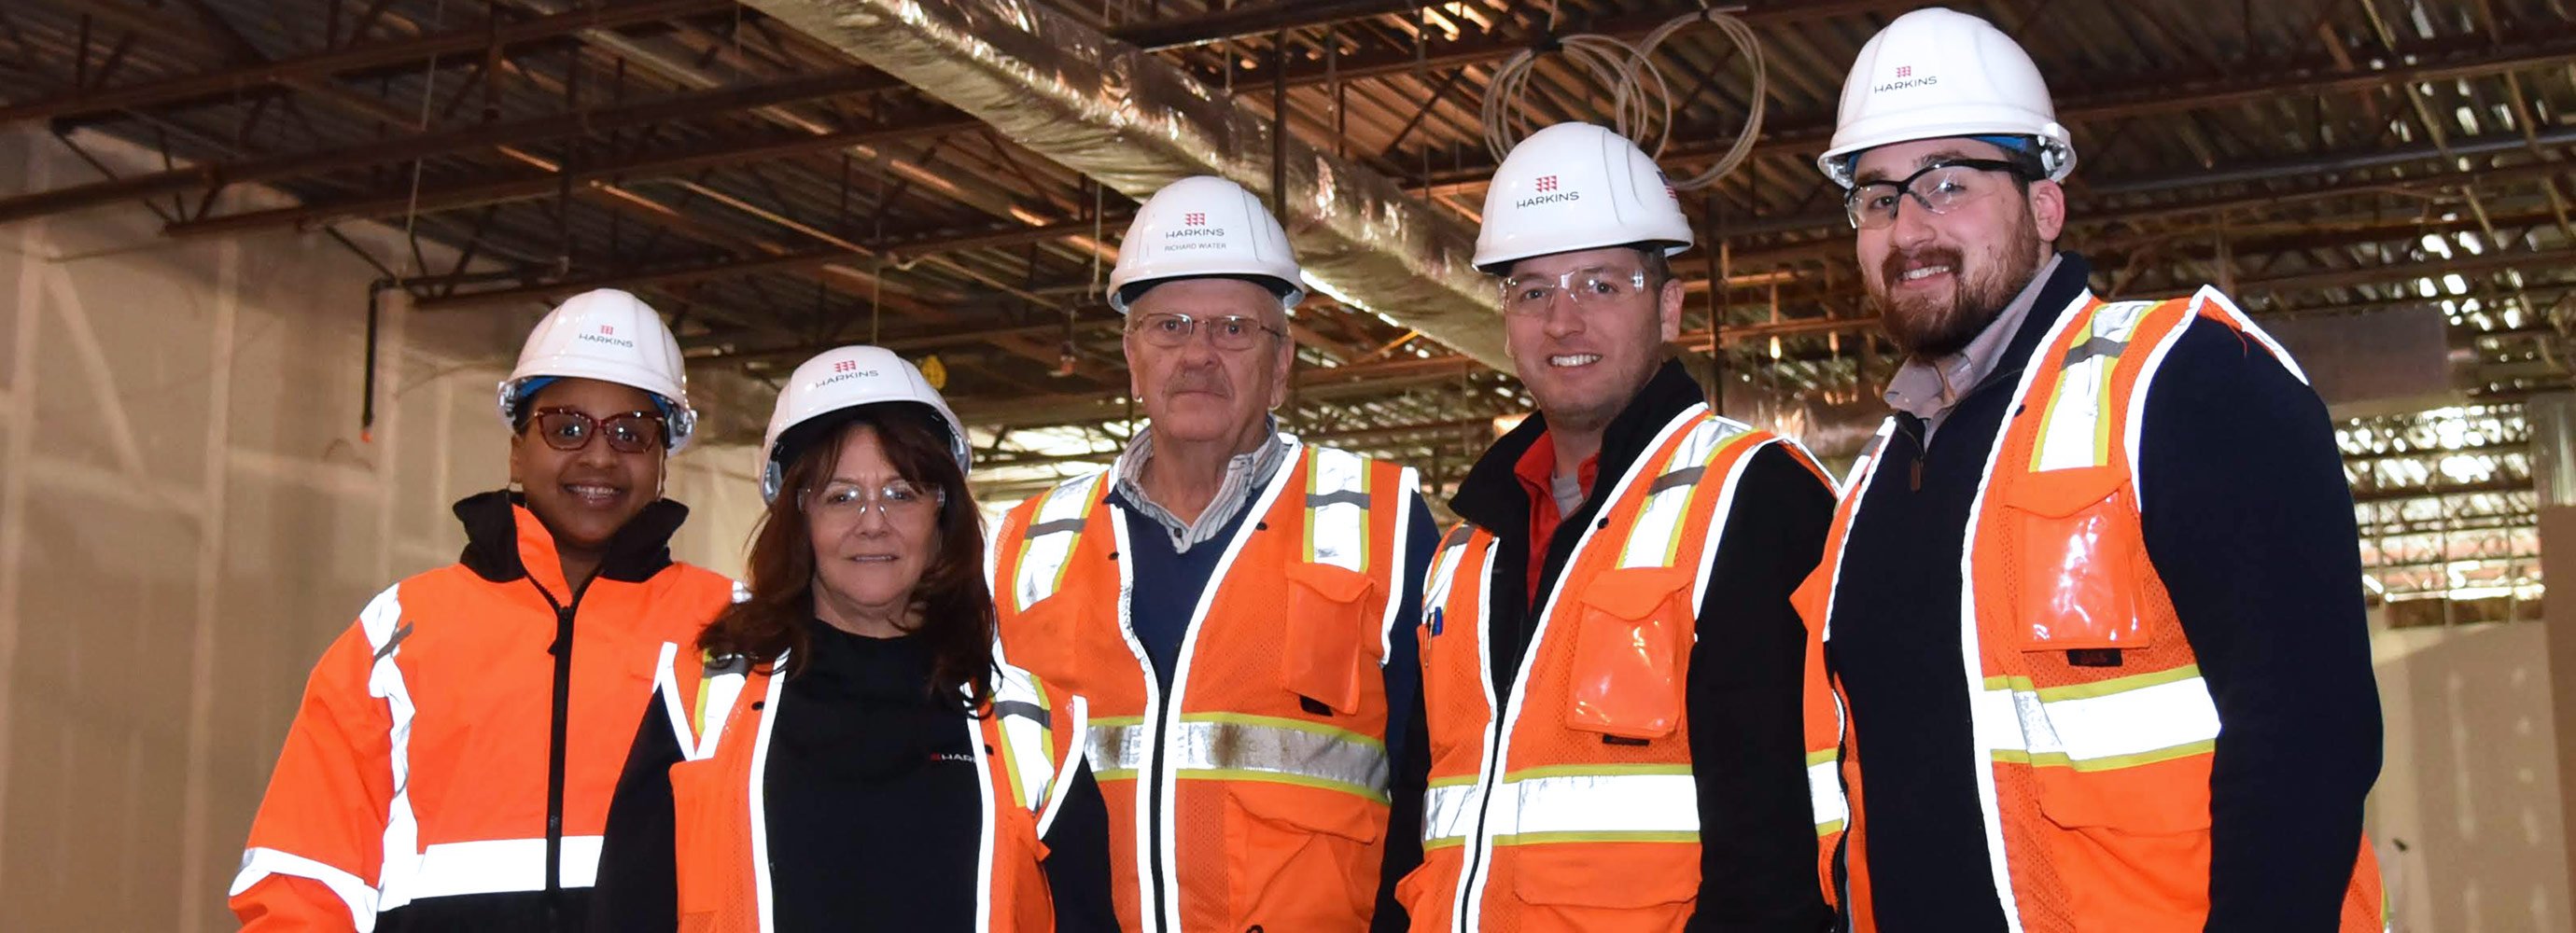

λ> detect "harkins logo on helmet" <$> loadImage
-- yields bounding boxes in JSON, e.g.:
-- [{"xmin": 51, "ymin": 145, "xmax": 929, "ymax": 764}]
[
  {"xmin": 1873, "ymin": 64, "xmax": 1937, "ymax": 92},
  {"xmin": 833, "ymin": 359, "xmax": 857, "ymax": 373},
  {"xmin": 578, "ymin": 323, "xmax": 635, "ymax": 348},
  {"xmin": 1513, "ymin": 173, "xmax": 1579, "ymax": 209},
  {"xmin": 1166, "ymin": 210, "xmax": 1225, "ymax": 238}
]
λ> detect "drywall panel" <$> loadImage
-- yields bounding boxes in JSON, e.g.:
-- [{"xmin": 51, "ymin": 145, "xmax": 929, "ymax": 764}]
[
  {"xmin": 2371, "ymin": 619, "xmax": 2571, "ymax": 933},
  {"xmin": 0, "ymin": 127, "xmax": 758, "ymax": 932}
]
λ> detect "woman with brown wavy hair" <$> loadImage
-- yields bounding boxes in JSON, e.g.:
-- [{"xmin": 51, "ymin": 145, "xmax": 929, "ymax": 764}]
[{"xmin": 591, "ymin": 346, "xmax": 1113, "ymax": 933}]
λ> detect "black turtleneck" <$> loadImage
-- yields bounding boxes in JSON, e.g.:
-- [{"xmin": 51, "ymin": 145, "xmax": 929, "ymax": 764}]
[{"xmin": 1417, "ymin": 358, "xmax": 1837, "ymax": 933}]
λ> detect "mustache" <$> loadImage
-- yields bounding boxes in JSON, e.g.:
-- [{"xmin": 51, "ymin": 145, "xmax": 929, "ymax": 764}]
[
  {"xmin": 1880, "ymin": 244, "xmax": 1964, "ymax": 285},
  {"xmin": 1162, "ymin": 368, "xmax": 1232, "ymax": 397}
]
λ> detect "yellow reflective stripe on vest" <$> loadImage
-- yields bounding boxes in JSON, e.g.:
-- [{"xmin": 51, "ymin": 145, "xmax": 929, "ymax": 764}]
[
  {"xmin": 1013, "ymin": 472, "xmax": 1106, "ymax": 610},
  {"xmin": 991, "ymin": 666, "xmax": 1057, "ymax": 812},
  {"xmin": 1422, "ymin": 779, "xmax": 1480, "ymax": 850},
  {"xmin": 1305, "ymin": 446, "xmax": 1373, "ymax": 572},
  {"xmin": 1481, "ymin": 765, "xmax": 1699, "ymax": 846},
  {"xmin": 1083, "ymin": 713, "xmax": 1390, "ymax": 801},
  {"xmin": 1617, "ymin": 417, "xmax": 1756, "ymax": 569},
  {"xmin": 691, "ymin": 658, "xmax": 750, "ymax": 759},
  {"xmin": 1807, "ymin": 751, "xmax": 1847, "ymax": 836},
  {"xmin": 2030, "ymin": 299, "xmax": 2159, "ymax": 472},
  {"xmin": 1973, "ymin": 665, "xmax": 2219, "ymax": 771}
]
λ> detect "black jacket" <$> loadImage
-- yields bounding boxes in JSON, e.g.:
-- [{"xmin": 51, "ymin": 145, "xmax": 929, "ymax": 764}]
[
  {"xmin": 588, "ymin": 621, "xmax": 1117, "ymax": 932},
  {"xmin": 1823, "ymin": 253, "xmax": 2381, "ymax": 932},
  {"xmin": 1391, "ymin": 358, "xmax": 1837, "ymax": 932}
]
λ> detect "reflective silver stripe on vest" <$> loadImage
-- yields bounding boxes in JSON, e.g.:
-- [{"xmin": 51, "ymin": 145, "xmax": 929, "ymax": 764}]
[
  {"xmin": 1013, "ymin": 472, "xmax": 1105, "ymax": 610},
  {"xmin": 1085, "ymin": 714, "xmax": 1390, "ymax": 801},
  {"xmin": 1974, "ymin": 665, "xmax": 2221, "ymax": 771},
  {"xmin": 2030, "ymin": 299, "xmax": 2157, "ymax": 473},
  {"xmin": 1617, "ymin": 416, "xmax": 1753, "ymax": 569},
  {"xmin": 1086, "ymin": 717, "xmax": 1149, "ymax": 781},
  {"xmin": 1807, "ymin": 754, "xmax": 1847, "ymax": 836},
  {"xmin": 1463, "ymin": 766, "xmax": 1700, "ymax": 846},
  {"xmin": 1422, "ymin": 781, "xmax": 1480, "ymax": 850},
  {"xmin": 1172, "ymin": 714, "xmax": 1390, "ymax": 800},
  {"xmin": 990, "ymin": 663, "xmax": 1057, "ymax": 812},
  {"xmin": 1306, "ymin": 446, "xmax": 1372, "ymax": 572}
]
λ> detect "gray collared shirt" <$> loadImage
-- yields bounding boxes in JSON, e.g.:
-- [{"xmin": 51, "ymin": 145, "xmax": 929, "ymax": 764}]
[
  {"xmin": 1882, "ymin": 254, "xmax": 2065, "ymax": 443},
  {"xmin": 1112, "ymin": 416, "xmax": 1294, "ymax": 553}
]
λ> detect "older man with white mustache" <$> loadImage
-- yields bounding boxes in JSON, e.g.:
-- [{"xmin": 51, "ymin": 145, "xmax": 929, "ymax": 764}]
[{"xmin": 988, "ymin": 175, "xmax": 1437, "ymax": 933}]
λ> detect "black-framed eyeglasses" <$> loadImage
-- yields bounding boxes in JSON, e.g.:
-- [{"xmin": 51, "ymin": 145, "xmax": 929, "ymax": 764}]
[
  {"xmin": 1843, "ymin": 158, "xmax": 2035, "ymax": 230},
  {"xmin": 525, "ymin": 408, "xmax": 668, "ymax": 453},
  {"xmin": 1129, "ymin": 312, "xmax": 1287, "ymax": 352}
]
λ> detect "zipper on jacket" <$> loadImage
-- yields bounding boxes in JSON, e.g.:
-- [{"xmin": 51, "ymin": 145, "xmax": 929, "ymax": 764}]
[{"xmin": 528, "ymin": 580, "xmax": 583, "ymax": 933}]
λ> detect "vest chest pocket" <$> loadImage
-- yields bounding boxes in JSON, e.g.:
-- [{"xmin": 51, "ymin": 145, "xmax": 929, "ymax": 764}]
[
  {"xmin": 1282, "ymin": 563, "xmax": 1383, "ymax": 716},
  {"xmin": 1564, "ymin": 566, "xmax": 1694, "ymax": 741},
  {"xmin": 2001, "ymin": 466, "xmax": 2152, "ymax": 652},
  {"xmin": 1002, "ymin": 594, "xmax": 1089, "ymax": 696}
]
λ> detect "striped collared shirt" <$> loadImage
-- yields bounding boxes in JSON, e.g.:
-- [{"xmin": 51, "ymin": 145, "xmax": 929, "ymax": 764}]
[{"xmin": 1113, "ymin": 417, "xmax": 1292, "ymax": 554}]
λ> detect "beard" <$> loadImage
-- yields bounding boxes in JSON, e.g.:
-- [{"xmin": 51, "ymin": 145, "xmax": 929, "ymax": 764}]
[{"xmin": 1868, "ymin": 212, "xmax": 2048, "ymax": 359}]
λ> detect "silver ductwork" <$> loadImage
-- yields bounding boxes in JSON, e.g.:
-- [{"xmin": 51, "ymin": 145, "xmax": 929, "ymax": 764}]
[{"xmin": 737, "ymin": 0, "xmax": 1511, "ymax": 369}]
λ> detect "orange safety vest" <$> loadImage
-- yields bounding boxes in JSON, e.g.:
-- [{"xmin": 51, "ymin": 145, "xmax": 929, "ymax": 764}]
[
  {"xmin": 1397, "ymin": 405, "xmax": 1831, "ymax": 933},
  {"xmin": 655, "ymin": 647, "xmax": 1085, "ymax": 933},
  {"xmin": 1794, "ymin": 285, "xmax": 2384, "ymax": 932},
  {"xmin": 231, "ymin": 495, "xmax": 741, "ymax": 931},
  {"xmin": 990, "ymin": 442, "xmax": 1418, "ymax": 932}
]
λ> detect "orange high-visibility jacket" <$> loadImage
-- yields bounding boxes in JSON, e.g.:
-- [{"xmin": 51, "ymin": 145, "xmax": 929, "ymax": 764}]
[
  {"xmin": 1396, "ymin": 405, "xmax": 1832, "ymax": 933},
  {"xmin": 1794, "ymin": 286, "xmax": 2383, "ymax": 932},
  {"xmin": 989, "ymin": 443, "xmax": 1419, "ymax": 932},
  {"xmin": 231, "ymin": 493, "xmax": 740, "ymax": 932},
  {"xmin": 652, "ymin": 647, "xmax": 1086, "ymax": 933}
]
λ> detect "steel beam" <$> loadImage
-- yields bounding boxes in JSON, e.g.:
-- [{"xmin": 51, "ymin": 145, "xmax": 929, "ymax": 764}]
[
  {"xmin": 161, "ymin": 116, "xmax": 979, "ymax": 238},
  {"xmin": 0, "ymin": 69, "xmax": 901, "ymax": 226},
  {"xmin": 0, "ymin": 0, "xmax": 736, "ymax": 126}
]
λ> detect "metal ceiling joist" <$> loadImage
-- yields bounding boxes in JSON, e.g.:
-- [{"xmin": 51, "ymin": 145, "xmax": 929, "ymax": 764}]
[
  {"xmin": 0, "ymin": 0, "xmax": 736, "ymax": 125},
  {"xmin": 161, "ymin": 115, "xmax": 981, "ymax": 238},
  {"xmin": 0, "ymin": 68, "xmax": 897, "ymax": 226}
]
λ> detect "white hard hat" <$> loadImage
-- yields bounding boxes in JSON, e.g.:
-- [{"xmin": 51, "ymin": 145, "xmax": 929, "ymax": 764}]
[
  {"xmin": 497, "ymin": 287, "xmax": 698, "ymax": 452},
  {"xmin": 759, "ymin": 345, "xmax": 971, "ymax": 503},
  {"xmin": 1107, "ymin": 175, "xmax": 1306, "ymax": 313},
  {"xmin": 1816, "ymin": 7, "xmax": 2076, "ymax": 188},
  {"xmin": 1474, "ymin": 122, "xmax": 1692, "ymax": 274}
]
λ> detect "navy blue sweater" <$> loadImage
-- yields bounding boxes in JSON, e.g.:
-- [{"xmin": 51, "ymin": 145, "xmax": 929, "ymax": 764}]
[{"xmin": 1824, "ymin": 254, "xmax": 2381, "ymax": 932}]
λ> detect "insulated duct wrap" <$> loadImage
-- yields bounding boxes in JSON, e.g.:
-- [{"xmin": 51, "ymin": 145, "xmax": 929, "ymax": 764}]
[{"xmin": 741, "ymin": 0, "xmax": 1512, "ymax": 369}]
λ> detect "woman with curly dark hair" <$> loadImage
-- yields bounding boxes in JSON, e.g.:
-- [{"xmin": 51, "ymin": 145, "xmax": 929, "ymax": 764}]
[{"xmin": 591, "ymin": 346, "xmax": 1113, "ymax": 933}]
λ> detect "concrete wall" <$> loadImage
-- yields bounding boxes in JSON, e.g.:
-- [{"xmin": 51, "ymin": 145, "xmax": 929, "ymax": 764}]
[
  {"xmin": 0, "ymin": 127, "xmax": 760, "ymax": 932},
  {"xmin": 2370, "ymin": 616, "xmax": 2572, "ymax": 933}
]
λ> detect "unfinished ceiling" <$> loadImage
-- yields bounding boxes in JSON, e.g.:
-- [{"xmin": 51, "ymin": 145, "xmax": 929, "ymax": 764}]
[{"xmin": 0, "ymin": 0, "xmax": 2567, "ymax": 613}]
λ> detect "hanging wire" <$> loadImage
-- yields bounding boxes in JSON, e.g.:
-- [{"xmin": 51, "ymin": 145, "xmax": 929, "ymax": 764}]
[
  {"xmin": 1479, "ymin": 6, "xmax": 1769, "ymax": 191},
  {"xmin": 396, "ymin": 0, "xmax": 449, "ymax": 278}
]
